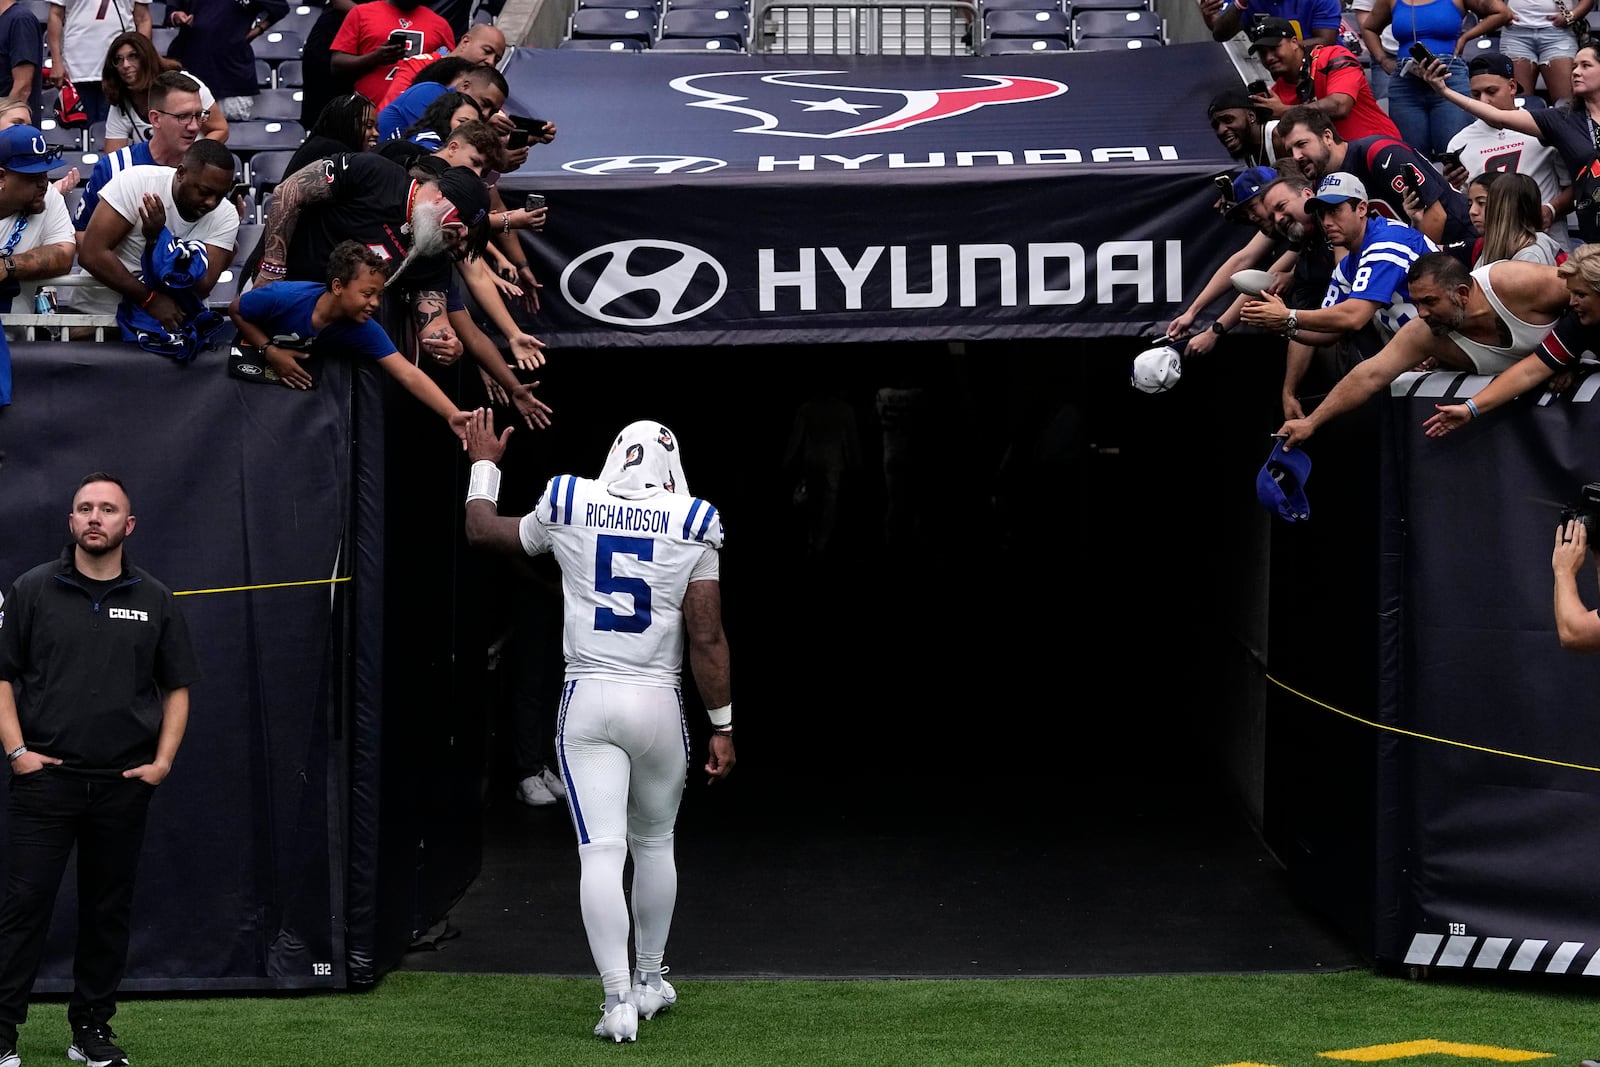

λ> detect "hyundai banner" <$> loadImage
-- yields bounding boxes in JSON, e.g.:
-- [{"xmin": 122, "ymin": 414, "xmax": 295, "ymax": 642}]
[{"xmin": 496, "ymin": 45, "xmax": 1244, "ymax": 347}]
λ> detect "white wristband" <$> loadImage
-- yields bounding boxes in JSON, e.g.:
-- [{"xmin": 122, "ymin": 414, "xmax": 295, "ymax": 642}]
[
  {"xmin": 706, "ymin": 702, "xmax": 732, "ymax": 728},
  {"xmin": 466, "ymin": 460, "xmax": 501, "ymax": 504}
]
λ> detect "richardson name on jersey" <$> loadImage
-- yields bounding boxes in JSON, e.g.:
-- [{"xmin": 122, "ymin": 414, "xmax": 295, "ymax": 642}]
[{"xmin": 586, "ymin": 501, "xmax": 672, "ymax": 534}]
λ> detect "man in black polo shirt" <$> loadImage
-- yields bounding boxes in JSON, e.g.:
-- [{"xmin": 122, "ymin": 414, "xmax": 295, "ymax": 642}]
[{"xmin": 0, "ymin": 472, "xmax": 197, "ymax": 1067}]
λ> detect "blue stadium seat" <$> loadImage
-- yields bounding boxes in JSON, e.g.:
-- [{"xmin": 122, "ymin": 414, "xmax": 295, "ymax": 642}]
[
  {"xmin": 979, "ymin": 0, "xmax": 1061, "ymax": 11},
  {"xmin": 984, "ymin": 8, "xmax": 1068, "ymax": 37},
  {"xmin": 251, "ymin": 28, "xmax": 304, "ymax": 63},
  {"xmin": 979, "ymin": 35, "xmax": 1069, "ymax": 51},
  {"xmin": 224, "ymin": 119, "xmax": 306, "ymax": 155},
  {"xmin": 664, "ymin": 0, "xmax": 750, "ymax": 9},
  {"xmin": 558, "ymin": 36, "xmax": 648, "ymax": 48},
  {"xmin": 275, "ymin": 59, "xmax": 303, "ymax": 87},
  {"xmin": 652, "ymin": 34, "xmax": 744, "ymax": 49},
  {"xmin": 570, "ymin": 6, "xmax": 657, "ymax": 41},
  {"xmin": 658, "ymin": 6, "xmax": 746, "ymax": 43},
  {"xmin": 251, "ymin": 88, "xmax": 302, "ymax": 120},
  {"xmin": 1063, "ymin": 0, "xmax": 1150, "ymax": 10},
  {"xmin": 244, "ymin": 148, "xmax": 298, "ymax": 195},
  {"xmin": 1073, "ymin": 32, "xmax": 1162, "ymax": 48},
  {"xmin": 1070, "ymin": 7, "xmax": 1161, "ymax": 40},
  {"xmin": 152, "ymin": 26, "xmax": 177, "ymax": 52}
]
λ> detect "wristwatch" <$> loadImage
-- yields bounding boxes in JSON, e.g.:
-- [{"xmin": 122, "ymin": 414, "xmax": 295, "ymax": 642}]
[
  {"xmin": 1211, "ymin": 321, "xmax": 1229, "ymax": 336},
  {"xmin": 1284, "ymin": 308, "xmax": 1299, "ymax": 335}
]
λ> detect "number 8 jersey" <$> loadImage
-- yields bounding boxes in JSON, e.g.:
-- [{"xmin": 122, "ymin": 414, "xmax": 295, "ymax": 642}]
[{"xmin": 518, "ymin": 475, "xmax": 724, "ymax": 687}]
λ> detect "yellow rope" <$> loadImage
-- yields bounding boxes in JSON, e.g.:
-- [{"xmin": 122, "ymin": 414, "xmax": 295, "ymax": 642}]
[
  {"xmin": 1266, "ymin": 672, "xmax": 1600, "ymax": 774},
  {"xmin": 173, "ymin": 576, "xmax": 352, "ymax": 597}
]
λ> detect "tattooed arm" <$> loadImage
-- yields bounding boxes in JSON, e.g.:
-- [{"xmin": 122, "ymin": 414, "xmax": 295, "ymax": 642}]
[
  {"xmin": 253, "ymin": 159, "xmax": 336, "ymax": 286},
  {"xmin": 411, "ymin": 289, "xmax": 463, "ymax": 365}
]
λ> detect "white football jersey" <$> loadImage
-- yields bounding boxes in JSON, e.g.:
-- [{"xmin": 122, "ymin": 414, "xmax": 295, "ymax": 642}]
[{"xmin": 519, "ymin": 475, "xmax": 723, "ymax": 687}]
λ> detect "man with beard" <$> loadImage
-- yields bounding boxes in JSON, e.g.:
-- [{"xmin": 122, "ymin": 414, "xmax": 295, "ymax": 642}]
[
  {"xmin": 0, "ymin": 472, "xmax": 197, "ymax": 1067},
  {"xmin": 1277, "ymin": 104, "xmax": 1476, "ymax": 251},
  {"xmin": 1209, "ymin": 89, "xmax": 1273, "ymax": 170},
  {"xmin": 1247, "ymin": 16, "xmax": 1401, "ymax": 142},
  {"xmin": 75, "ymin": 136, "xmax": 239, "ymax": 323},
  {"xmin": 1257, "ymin": 171, "xmax": 1348, "ymax": 417},
  {"xmin": 249, "ymin": 153, "xmax": 488, "ymax": 363},
  {"xmin": 1272, "ymin": 251, "xmax": 1572, "ymax": 447},
  {"xmin": 0, "ymin": 124, "xmax": 74, "ymax": 345},
  {"xmin": 1422, "ymin": 243, "xmax": 1600, "ymax": 437}
]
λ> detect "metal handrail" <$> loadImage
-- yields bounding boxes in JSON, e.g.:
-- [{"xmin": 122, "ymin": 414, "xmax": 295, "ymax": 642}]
[{"xmin": 755, "ymin": 0, "xmax": 977, "ymax": 54}]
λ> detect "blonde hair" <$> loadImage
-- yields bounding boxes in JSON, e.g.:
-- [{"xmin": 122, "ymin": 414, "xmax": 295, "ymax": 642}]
[
  {"xmin": 1559, "ymin": 243, "xmax": 1600, "ymax": 294},
  {"xmin": 0, "ymin": 97, "xmax": 32, "ymax": 125}
]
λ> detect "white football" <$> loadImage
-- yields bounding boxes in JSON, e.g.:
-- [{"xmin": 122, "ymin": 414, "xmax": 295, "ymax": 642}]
[{"xmin": 1231, "ymin": 269, "xmax": 1276, "ymax": 297}]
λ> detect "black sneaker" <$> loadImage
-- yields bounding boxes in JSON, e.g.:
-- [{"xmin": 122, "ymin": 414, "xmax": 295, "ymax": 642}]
[{"xmin": 67, "ymin": 1024, "xmax": 126, "ymax": 1067}]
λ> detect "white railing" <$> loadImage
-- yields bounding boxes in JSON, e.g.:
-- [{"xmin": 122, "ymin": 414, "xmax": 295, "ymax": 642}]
[{"xmin": 756, "ymin": 0, "xmax": 977, "ymax": 54}]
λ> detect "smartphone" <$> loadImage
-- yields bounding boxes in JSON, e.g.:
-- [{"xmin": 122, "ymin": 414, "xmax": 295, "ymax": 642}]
[
  {"xmin": 1213, "ymin": 174, "xmax": 1235, "ymax": 198},
  {"xmin": 387, "ymin": 29, "xmax": 424, "ymax": 56},
  {"xmin": 1246, "ymin": 79, "xmax": 1269, "ymax": 96},
  {"xmin": 228, "ymin": 182, "xmax": 249, "ymax": 201},
  {"xmin": 1437, "ymin": 148, "xmax": 1463, "ymax": 169},
  {"xmin": 507, "ymin": 128, "xmax": 530, "ymax": 150},
  {"xmin": 525, "ymin": 193, "xmax": 545, "ymax": 212},
  {"xmin": 1408, "ymin": 42, "xmax": 1436, "ymax": 66}
]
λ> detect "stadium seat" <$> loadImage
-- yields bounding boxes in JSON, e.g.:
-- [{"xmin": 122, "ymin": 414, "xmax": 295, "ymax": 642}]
[
  {"xmin": 244, "ymin": 148, "xmax": 298, "ymax": 196},
  {"xmin": 978, "ymin": 35, "xmax": 1068, "ymax": 51},
  {"xmin": 19, "ymin": 0, "xmax": 49, "ymax": 25},
  {"xmin": 557, "ymin": 36, "xmax": 648, "ymax": 48},
  {"xmin": 652, "ymin": 34, "xmax": 744, "ymax": 49},
  {"xmin": 1063, "ymin": 0, "xmax": 1151, "ymax": 10},
  {"xmin": 251, "ymin": 28, "xmax": 304, "ymax": 63},
  {"xmin": 1073, "ymin": 32, "xmax": 1162, "ymax": 47},
  {"xmin": 147, "ymin": 0, "xmax": 166, "ymax": 25},
  {"xmin": 577, "ymin": 0, "xmax": 661, "ymax": 9},
  {"xmin": 276, "ymin": 5, "xmax": 320, "ymax": 34},
  {"xmin": 256, "ymin": 59, "xmax": 274, "ymax": 88},
  {"xmin": 251, "ymin": 88, "xmax": 302, "ymax": 120},
  {"xmin": 275, "ymin": 59, "xmax": 303, "ymax": 87},
  {"xmin": 658, "ymin": 6, "xmax": 747, "ymax": 42},
  {"xmin": 224, "ymin": 120, "xmax": 306, "ymax": 155},
  {"xmin": 152, "ymin": 26, "xmax": 177, "ymax": 52},
  {"xmin": 37, "ymin": 121, "xmax": 82, "ymax": 152},
  {"xmin": 569, "ymin": 6, "xmax": 657, "ymax": 41},
  {"xmin": 664, "ymin": 0, "xmax": 750, "ymax": 9},
  {"xmin": 984, "ymin": 8, "xmax": 1068, "ymax": 37},
  {"xmin": 1462, "ymin": 33, "xmax": 1500, "ymax": 54},
  {"xmin": 87, "ymin": 120, "xmax": 105, "ymax": 151},
  {"xmin": 1070, "ymin": 7, "xmax": 1161, "ymax": 40},
  {"xmin": 978, "ymin": 0, "xmax": 1061, "ymax": 12}
]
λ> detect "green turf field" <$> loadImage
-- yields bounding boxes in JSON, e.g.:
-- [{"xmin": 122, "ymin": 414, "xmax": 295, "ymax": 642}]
[{"xmin": 15, "ymin": 968, "xmax": 1600, "ymax": 1066}]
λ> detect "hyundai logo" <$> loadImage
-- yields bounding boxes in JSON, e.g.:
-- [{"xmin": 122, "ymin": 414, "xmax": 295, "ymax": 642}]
[
  {"xmin": 563, "ymin": 155, "xmax": 728, "ymax": 175},
  {"xmin": 562, "ymin": 240, "xmax": 727, "ymax": 327}
]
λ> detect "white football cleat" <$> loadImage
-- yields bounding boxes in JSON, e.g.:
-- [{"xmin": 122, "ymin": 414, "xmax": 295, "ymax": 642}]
[
  {"xmin": 594, "ymin": 1000, "xmax": 638, "ymax": 1043},
  {"xmin": 630, "ymin": 975, "xmax": 677, "ymax": 1020}
]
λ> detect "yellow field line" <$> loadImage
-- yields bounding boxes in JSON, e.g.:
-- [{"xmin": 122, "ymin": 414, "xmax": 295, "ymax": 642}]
[
  {"xmin": 1267, "ymin": 673, "xmax": 1600, "ymax": 775},
  {"xmin": 174, "ymin": 576, "xmax": 352, "ymax": 597}
]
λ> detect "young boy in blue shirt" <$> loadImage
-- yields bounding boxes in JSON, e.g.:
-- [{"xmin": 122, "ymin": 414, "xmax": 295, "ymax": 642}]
[{"xmin": 231, "ymin": 239, "xmax": 476, "ymax": 448}]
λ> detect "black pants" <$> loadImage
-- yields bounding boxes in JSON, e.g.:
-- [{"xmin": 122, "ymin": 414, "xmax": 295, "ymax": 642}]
[{"xmin": 0, "ymin": 770, "xmax": 154, "ymax": 1042}]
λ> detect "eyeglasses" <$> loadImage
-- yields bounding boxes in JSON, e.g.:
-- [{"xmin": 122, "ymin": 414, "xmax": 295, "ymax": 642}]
[
  {"xmin": 154, "ymin": 108, "xmax": 209, "ymax": 125},
  {"xmin": 113, "ymin": 53, "xmax": 140, "ymax": 66}
]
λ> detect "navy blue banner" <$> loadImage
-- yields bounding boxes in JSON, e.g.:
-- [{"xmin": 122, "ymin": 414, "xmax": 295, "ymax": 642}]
[{"xmin": 496, "ymin": 46, "xmax": 1246, "ymax": 346}]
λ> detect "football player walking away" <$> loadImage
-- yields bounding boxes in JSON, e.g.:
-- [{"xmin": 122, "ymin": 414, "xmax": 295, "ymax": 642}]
[{"xmin": 461, "ymin": 411, "xmax": 736, "ymax": 1043}]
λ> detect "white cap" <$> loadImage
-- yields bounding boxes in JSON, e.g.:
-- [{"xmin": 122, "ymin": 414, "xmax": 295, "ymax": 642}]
[
  {"xmin": 1131, "ymin": 344, "xmax": 1183, "ymax": 394},
  {"xmin": 1310, "ymin": 171, "xmax": 1368, "ymax": 209}
]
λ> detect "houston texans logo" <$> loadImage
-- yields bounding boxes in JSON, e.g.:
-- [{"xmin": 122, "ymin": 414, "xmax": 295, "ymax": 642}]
[{"xmin": 669, "ymin": 70, "xmax": 1065, "ymax": 139}]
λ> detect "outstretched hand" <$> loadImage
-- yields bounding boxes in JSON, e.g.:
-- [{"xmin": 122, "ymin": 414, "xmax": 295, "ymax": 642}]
[
  {"xmin": 1422, "ymin": 402, "xmax": 1471, "ymax": 438},
  {"xmin": 465, "ymin": 407, "xmax": 512, "ymax": 463}
]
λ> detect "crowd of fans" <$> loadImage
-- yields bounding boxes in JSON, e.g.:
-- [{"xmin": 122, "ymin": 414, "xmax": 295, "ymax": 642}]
[
  {"xmin": 0, "ymin": 0, "xmax": 555, "ymax": 428},
  {"xmin": 1162, "ymin": 8, "xmax": 1600, "ymax": 457}
]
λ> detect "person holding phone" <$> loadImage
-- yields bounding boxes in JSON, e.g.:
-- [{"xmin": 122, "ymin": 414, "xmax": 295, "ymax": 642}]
[
  {"xmin": 1246, "ymin": 15, "xmax": 1402, "ymax": 142},
  {"xmin": 1359, "ymin": 0, "xmax": 1510, "ymax": 158},
  {"xmin": 328, "ymin": 0, "xmax": 455, "ymax": 108}
]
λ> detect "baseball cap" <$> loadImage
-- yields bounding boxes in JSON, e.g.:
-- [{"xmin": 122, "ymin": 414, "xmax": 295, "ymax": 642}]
[
  {"xmin": 432, "ymin": 165, "xmax": 489, "ymax": 227},
  {"xmin": 1247, "ymin": 16, "xmax": 1298, "ymax": 52},
  {"xmin": 1467, "ymin": 51, "xmax": 1515, "ymax": 78},
  {"xmin": 0, "ymin": 126, "xmax": 62, "ymax": 174},
  {"xmin": 1208, "ymin": 88, "xmax": 1270, "ymax": 121},
  {"xmin": 1307, "ymin": 171, "xmax": 1368, "ymax": 212},
  {"xmin": 1131, "ymin": 344, "xmax": 1183, "ymax": 394},
  {"xmin": 1227, "ymin": 165, "xmax": 1278, "ymax": 217},
  {"xmin": 1256, "ymin": 438, "xmax": 1312, "ymax": 522}
]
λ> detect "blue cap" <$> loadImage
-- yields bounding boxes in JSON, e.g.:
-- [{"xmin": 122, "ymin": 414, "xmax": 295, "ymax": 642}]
[
  {"xmin": 1228, "ymin": 166, "xmax": 1278, "ymax": 217},
  {"xmin": 0, "ymin": 126, "xmax": 61, "ymax": 174},
  {"xmin": 1256, "ymin": 438, "xmax": 1312, "ymax": 522}
]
